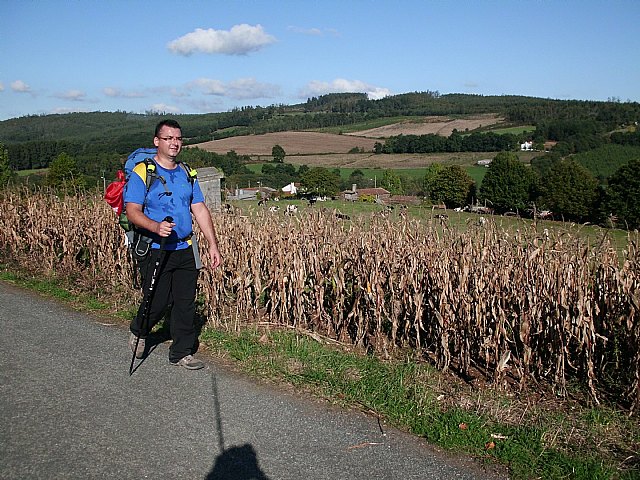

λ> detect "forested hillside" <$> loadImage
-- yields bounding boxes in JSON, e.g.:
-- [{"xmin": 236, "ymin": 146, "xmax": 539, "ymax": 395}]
[
  {"xmin": 2, "ymin": 92, "xmax": 639, "ymax": 157},
  {"xmin": 1, "ymin": 92, "xmax": 640, "ymax": 229}
]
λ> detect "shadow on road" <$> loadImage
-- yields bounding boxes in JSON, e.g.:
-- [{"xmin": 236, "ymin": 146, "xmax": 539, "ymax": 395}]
[
  {"xmin": 207, "ymin": 373, "xmax": 270, "ymax": 480},
  {"xmin": 206, "ymin": 443, "xmax": 270, "ymax": 480}
]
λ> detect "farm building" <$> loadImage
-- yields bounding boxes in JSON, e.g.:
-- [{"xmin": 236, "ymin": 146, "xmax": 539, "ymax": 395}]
[
  {"xmin": 226, "ymin": 185, "xmax": 276, "ymax": 201},
  {"xmin": 342, "ymin": 184, "xmax": 391, "ymax": 202},
  {"xmin": 196, "ymin": 166, "xmax": 224, "ymax": 211},
  {"xmin": 281, "ymin": 182, "xmax": 300, "ymax": 196}
]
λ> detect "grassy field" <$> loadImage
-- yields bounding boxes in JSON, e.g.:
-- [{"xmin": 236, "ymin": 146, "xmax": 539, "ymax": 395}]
[
  {"xmin": 16, "ymin": 167, "xmax": 48, "ymax": 177},
  {"xmin": 244, "ymin": 162, "xmax": 489, "ymax": 186},
  {"xmin": 488, "ymin": 125, "xmax": 536, "ymax": 135},
  {"xmin": 233, "ymin": 198, "xmax": 631, "ymax": 253}
]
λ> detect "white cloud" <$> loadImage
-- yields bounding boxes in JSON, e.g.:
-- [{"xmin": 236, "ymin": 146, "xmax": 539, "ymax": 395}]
[
  {"xmin": 366, "ymin": 87, "xmax": 392, "ymax": 100},
  {"xmin": 103, "ymin": 87, "xmax": 146, "ymax": 98},
  {"xmin": 167, "ymin": 24, "xmax": 276, "ymax": 56},
  {"xmin": 183, "ymin": 97, "xmax": 225, "ymax": 113},
  {"xmin": 299, "ymin": 78, "xmax": 391, "ymax": 100},
  {"xmin": 287, "ymin": 26, "xmax": 339, "ymax": 37},
  {"xmin": 51, "ymin": 107, "xmax": 91, "ymax": 115},
  {"xmin": 11, "ymin": 80, "xmax": 31, "ymax": 93},
  {"xmin": 189, "ymin": 78, "xmax": 226, "ymax": 96},
  {"xmin": 226, "ymin": 78, "xmax": 281, "ymax": 100},
  {"xmin": 287, "ymin": 26, "xmax": 323, "ymax": 36},
  {"xmin": 56, "ymin": 90, "xmax": 87, "ymax": 101},
  {"xmin": 189, "ymin": 77, "xmax": 280, "ymax": 100},
  {"xmin": 0, "ymin": 82, "xmax": 4, "ymax": 92},
  {"xmin": 148, "ymin": 103, "xmax": 181, "ymax": 114}
]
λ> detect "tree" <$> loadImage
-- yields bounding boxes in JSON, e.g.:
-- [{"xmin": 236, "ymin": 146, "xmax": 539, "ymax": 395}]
[
  {"xmin": 381, "ymin": 169, "xmax": 403, "ymax": 194},
  {"xmin": 430, "ymin": 165, "xmax": 475, "ymax": 208},
  {"xmin": 47, "ymin": 152, "xmax": 84, "ymax": 189},
  {"xmin": 346, "ymin": 169, "xmax": 366, "ymax": 190},
  {"xmin": 301, "ymin": 167, "xmax": 341, "ymax": 197},
  {"xmin": 422, "ymin": 163, "xmax": 444, "ymax": 200},
  {"xmin": 0, "ymin": 143, "xmax": 16, "ymax": 187},
  {"xmin": 531, "ymin": 152, "xmax": 561, "ymax": 180},
  {"xmin": 539, "ymin": 158, "xmax": 598, "ymax": 222},
  {"xmin": 272, "ymin": 144, "xmax": 286, "ymax": 163},
  {"xmin": 602, "ymin": 158, "xmax": 640, "ymax": 229},
  {"xmin": 479, "ymin": 152, "xmax": 537, "ymax": 213}
]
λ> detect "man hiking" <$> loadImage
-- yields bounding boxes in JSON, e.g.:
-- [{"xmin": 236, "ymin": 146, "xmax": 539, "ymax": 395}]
[{"xmin": 125, "ymin": 119, "xmax": 222, "ymax": 370}]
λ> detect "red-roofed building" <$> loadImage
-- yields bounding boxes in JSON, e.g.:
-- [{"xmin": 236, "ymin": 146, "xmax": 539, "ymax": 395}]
[{"xmin": 342, "ymin": 184, "xmax": 390, "ymax": 202}]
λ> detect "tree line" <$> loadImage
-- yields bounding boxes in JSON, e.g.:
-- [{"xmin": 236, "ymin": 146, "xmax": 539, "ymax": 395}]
[
  {"xmin": 423, "ymin": 149, "xmax": 640, "ymax": 230},
  {"xmin": 2, "ymin": 92, "xmax": 639, "ymax": 160}
]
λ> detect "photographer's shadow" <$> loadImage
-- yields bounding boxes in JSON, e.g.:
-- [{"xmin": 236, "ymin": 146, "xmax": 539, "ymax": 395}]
[
  {"xmin": 206, "ymin": 443, "xmax": 270, "ymax": 480},
  {"xmin": 206, "ymin": 372, "xmax": 271, "ymax": 480}
]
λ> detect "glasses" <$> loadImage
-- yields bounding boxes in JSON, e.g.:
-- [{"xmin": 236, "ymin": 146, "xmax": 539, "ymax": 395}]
[{"xmin": 158, "ymin": 136, "xmax": 183, "ymax": 143}]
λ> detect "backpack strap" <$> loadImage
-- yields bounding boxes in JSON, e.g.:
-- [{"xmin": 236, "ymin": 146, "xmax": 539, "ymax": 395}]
[
  {"xmin": 179, "ymin": 161, "xmax": 197, "ymax": 185},
  {"xmin": 131, "ymin": 159, "xmax": 196, "ymax": 206},
  {"xmin": 131, "ymin": 159, "xmax": 170, "ymax": 210}
]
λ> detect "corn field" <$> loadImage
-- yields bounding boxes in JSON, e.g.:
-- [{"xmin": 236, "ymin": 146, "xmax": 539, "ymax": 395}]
[{"xmin": 1, "ymin": 188, "xmax": 639, "ymax": 413}]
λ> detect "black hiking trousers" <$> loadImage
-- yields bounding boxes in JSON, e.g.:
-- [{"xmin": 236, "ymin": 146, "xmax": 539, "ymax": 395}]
[{"xmin": 130, "ymin": 247, "xmax": 198, "ymax": 363}]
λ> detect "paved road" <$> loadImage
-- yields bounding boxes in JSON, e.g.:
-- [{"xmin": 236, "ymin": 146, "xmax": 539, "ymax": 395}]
[{"xmin": 0, "ymin": 281, "xmax": 506, "ymax": 480}]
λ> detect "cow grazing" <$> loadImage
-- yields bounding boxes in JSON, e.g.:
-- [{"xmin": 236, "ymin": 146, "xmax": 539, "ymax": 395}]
[{"xmin": 285, "ymin": 204, "xmax": 298, "ymax": 215}]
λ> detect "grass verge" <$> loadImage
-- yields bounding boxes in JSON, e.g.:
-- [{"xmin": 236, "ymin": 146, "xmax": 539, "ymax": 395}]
[
  {"xmin": 200, "ymin": 327, "xmax": 637, "ymax": 480},
  {"xmin": 1, "ymin": 265, "xmax": 638, "ymax": 480}
]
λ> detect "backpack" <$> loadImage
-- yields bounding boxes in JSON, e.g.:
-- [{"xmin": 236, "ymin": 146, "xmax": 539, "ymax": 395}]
[
  {"xmin": 104, "ymin": 147, "xmax": 197, "ymax": 231},
  {"xmin": 104, "ymin": 148, "xmax": 156, "ymax": 219},
  {"xmin": 104, "ymin": 148, "xmax": 198, "ymax": 286}
]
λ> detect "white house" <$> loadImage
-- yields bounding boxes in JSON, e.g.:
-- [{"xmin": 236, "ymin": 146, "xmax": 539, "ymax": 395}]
[
  {"xmin": 520, "ymin": 141, "xmax": 533, "ymax": 151},
  {"xmin": 281, "ymin": 182, "xmax": 298, "ymax": 195}
]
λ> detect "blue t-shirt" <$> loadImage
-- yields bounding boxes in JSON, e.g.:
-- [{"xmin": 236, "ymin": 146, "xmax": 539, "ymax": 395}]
[{"xmin": 124, "ymin": 161, "xmax": 205, "ymax": 251}]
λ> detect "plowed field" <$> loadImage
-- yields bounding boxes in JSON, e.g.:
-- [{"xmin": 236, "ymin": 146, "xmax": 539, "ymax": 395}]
[
  {"xmin": 191, "ymin": 115, "xmax": 505, "ymax": 157},
  {"xmin": 193, "ymin": 132, "xmax": 378, "ymax": 156},
  {"xmin": 346, "ymin": 114, "xmax": 503, "ymax": 138}
]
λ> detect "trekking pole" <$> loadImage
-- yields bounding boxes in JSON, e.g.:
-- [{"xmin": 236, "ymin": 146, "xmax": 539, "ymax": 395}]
[{"xmin": 129, "ymin": 216, "xmax": 173, "ymax": 375}]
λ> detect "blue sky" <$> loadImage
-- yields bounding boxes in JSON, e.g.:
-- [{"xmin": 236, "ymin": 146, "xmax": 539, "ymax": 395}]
[{"xmin": 2, "ymin": 0, "xmax": 639, "ymax": 121}]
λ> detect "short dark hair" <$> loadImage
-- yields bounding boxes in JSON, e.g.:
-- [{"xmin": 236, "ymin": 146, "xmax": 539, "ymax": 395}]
[{"xmin": 155, "ymin": 119, "xmax": 182, "ymax": 138}]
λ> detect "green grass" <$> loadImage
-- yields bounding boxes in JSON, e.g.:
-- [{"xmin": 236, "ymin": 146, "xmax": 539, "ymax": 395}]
[
  {"xmin": 199, "ymin": 327, "xmax": 633, "ymax": 480},
  {"xmin": 243, "ymin": 163, "xmax": 488, "ymax": 186},
  {"xmin": 488, "ymin": 125, "xmax": 536, "ymax": 135},
  {"xmin": 245, "ymin": 164, "xmax": 263, "ymax": 174},
  {"xmin": 465, "ymin": 165, "xmax": 489, "ymax": 185},
  {"xmin": 17, "ymin": 167, "xmax": 48, "ymax": 177},
  {"xmin": 0, "ymin": 267, "xmax": 109, "ymax": 311}
]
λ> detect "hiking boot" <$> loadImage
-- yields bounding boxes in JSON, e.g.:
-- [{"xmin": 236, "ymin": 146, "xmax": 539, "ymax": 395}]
[
  {"xmin": 129, "ymin": 333, "xmax": 145, "ymax": 359},
  {"xmin": 170, "ymin": 355, "xmax": 204, "ymax": 370}
]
